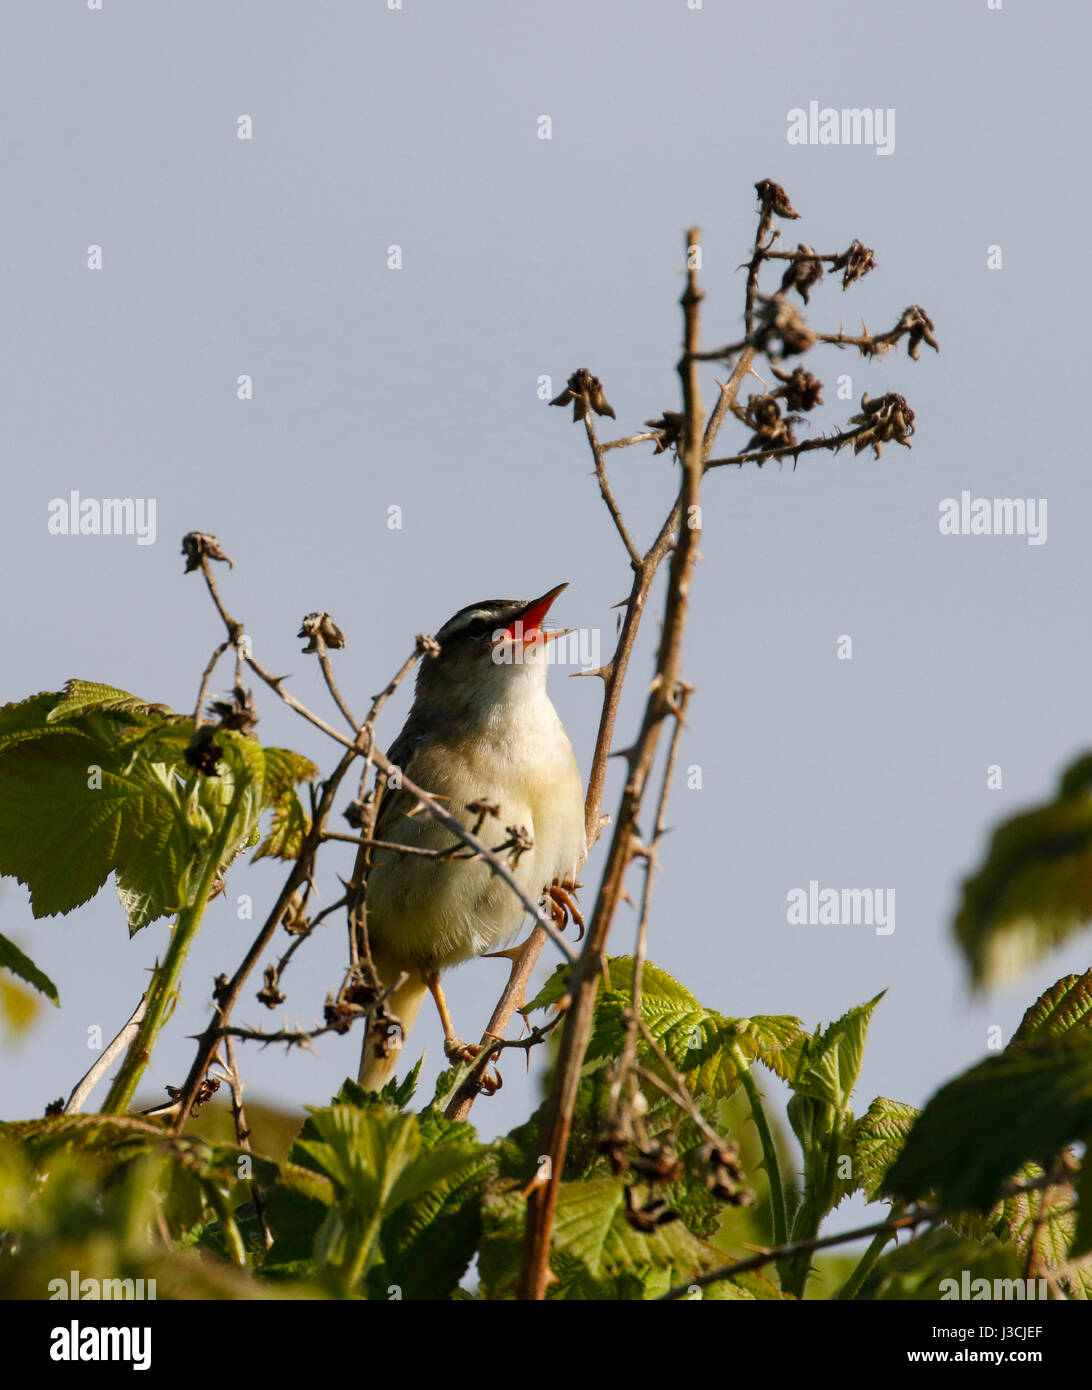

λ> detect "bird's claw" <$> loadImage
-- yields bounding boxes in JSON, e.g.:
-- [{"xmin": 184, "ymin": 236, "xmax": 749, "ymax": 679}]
[
  {"xmin": 548, "ymin": 881, "xmax": 585, "ymax": 940},
  {"xmin": 444, "ymin": 1037, "xmax": 481, "ymax": 1065},
  {"xmin": 477, "ymin": 1065, "xmax": 503, "ymax": 1097}
]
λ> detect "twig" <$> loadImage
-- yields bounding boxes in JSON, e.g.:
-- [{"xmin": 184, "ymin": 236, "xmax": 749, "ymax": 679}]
[
  {"xmin": 170, "ymin": 742, "xmax": 360, "ymax": 1133},
  {"xmin": 64, "ymin": 995, "xmax": 148, "ymax": 1114},
  {"xmin": 706, "ymin": 421, "xmax": 866, "ymax": 470},
  {"xmin": 519, "ymin": 227, "xmax": 716, "ymax": 1300},
  {"xmin": 601, "ymin": 432, "xmax": 661, "ymax": 452},
  {"xmin": 223, "ymin": 1035, "xmax": 273, "ymax": 1251},
  {"xmin": 216, "ymin": 1019, "xmax": 362, "ymax": 1049},
  {"xmin": 658, "ymin": 1174, "xmax": 1055, "ymax": 1301},
  {"xmin": 317, "ymin": 647, "xmax": 359, "ymax": 733},
  {"xmin": 584, "ymin": 411, "xmax": 642, "ymax": 568},
  {"xmin": 193, "ymin": 642, "xmax": 230, "ymax": 728},
  {"xmin": 445, "ymin": 389, "xmax": 685, "ymax": 1125},
  {"xmin": 611, "ymin": 684, "xmax": 691, "ymax": 1131}
]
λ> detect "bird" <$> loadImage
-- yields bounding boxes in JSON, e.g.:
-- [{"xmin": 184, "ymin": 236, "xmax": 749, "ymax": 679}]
[{"xmin": 357, "ymin": 583, "xmax": 586, "ymax": 1090}]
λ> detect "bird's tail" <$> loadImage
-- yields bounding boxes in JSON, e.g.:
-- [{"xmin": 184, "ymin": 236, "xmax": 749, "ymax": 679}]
[{"xmin": 358, "ymin": 963, "xmax": 428, "ymax": 1092}]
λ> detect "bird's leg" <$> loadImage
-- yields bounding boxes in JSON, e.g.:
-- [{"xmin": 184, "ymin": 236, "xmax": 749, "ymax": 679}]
[
  {"xmin": 548, "ymin": 879, "xmax": 585, "ymax": 939},
  {"xmin": 427, "ymin": 972, "xmax": 481, "ymax": 1065}
]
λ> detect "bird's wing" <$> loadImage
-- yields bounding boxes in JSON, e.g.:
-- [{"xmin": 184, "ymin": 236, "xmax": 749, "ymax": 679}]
[{"xmin": 370, "ymin": 719, "xmax": 423, "ymax": 846}]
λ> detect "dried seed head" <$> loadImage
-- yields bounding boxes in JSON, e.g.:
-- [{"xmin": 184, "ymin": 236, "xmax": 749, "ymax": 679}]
[
  {"xmin": 830, "ymin": 239, "xmax": 877, "ymax": 290},
  {"xmin": 298, "ymin": 612, "xmax": 347, "ymax": 653},
  {"xmin": 755, "ymin": 294, "xmax": 816, "ymax": 358},
  {"xmin": 894, "ymin": 305, "xmax": 939, "ymax": 360},
  {"xmin": 181, "ymin": 532, "xmax": 233, "ymax": 573},
  {"xmin": 185, "ymin": 723, "xmax": 223, "ymax": 776},
  {"xmin": 754, "ymin": 179, "xmax": 800, "ymax": 219},
  {"xmin": 645, "ymin": 410, "xmax": 685, "ymax": 455},
  {"xmin": 779, "ymin": 243, "xmax": 824, "ymax": 304},
  {"xmin": 744, "ymin": 392, "xmax": 798, "ymax": 453},
  {"xmin": 207, "ymin": 683, "xmax": 259, "ymax": 733},
  {"xmin": 849, "ymin": 392, "xmax": 916, "ymax": 458},
  {"xmin": 550, "ymin": 367, "xmax": 616, "ymax": 422},
  {"xmin": 257, "ymin": 964, "xmax": 285, "ymax": 1009},
  {"xmin": 771, "ymin": 364, "xmax": 824, "ymax": 412}
]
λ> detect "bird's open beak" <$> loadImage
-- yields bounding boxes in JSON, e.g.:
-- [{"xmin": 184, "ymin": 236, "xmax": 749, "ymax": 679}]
[{"xmin": 504, "ymin": 583, "xmax": 569, "ymax": 643}]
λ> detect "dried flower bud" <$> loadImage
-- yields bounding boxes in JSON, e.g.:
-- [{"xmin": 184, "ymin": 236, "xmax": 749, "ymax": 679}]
[
  {"xmin": 623, "ymin": 1185, "xmax": 681, "ymax": 1232},
  {"xmin": 755, "ymin": 179, "xmax": 800, "ymax": 219},
  {"xmin": 893, "ymin": 305, "xmax": 939, "ymax": 360},
  {"xmin": 185, "ymin": 723, "xmax": 223, "ymax": 776},
  {"xmin": 699, "ymin": 1140, "xmax": 755, "ymax": 1206},
  {"xmin": 629, "ymin": 1140, "xmax": 685, "ymax": 1185},
  {"xmin": 257, "ymin": 964, "xmax": 285, "ymax": 1009},
  {"xmin": 744, "ymin": 392, "xmax": 799, "ymax": 453},
  {"xmin": 830, "ymin": 239, "xmax": 876, "ymax": 290},
  {"xmin": 503, "ymin": 824, "xmax": 534, "ymax": 866},
  {"xmin": 779, "ymin": 243, "xmax": 824, "ymax": 304},
  {"xmin": 280, "ymin": 891, "xmax": 310, "ymax": 936},
  {"xmin": 771, "ymin": 364, "xmax": 824, "ymax": 412},
  {"xmin": 849, "ymin": 392, "xmax": 916, "ymax": 458},
  {"xmin": 208, "ymin": 683, "xmax": 259, "ymax": 733},
  {"xmin": 298, "ymin": 612, "xmax": 347, "ymax": 653},
  {"xmin": 645, "ymin": 411, "xmax": 685, "ymax": 455},
  {"xmin": 754, "ymin": 295, "xmax": 816, "ymax": 358},
  {"xmin": 323, "ymin": 997, "xmax": 358, "ymax": 1035},
  {"xmin": 181, "ymin": 532, "xmax": 233, "ymax": 573},
  {"xmin": 550, "ymin": 367, "xmax": 616, "ymax": 421}
]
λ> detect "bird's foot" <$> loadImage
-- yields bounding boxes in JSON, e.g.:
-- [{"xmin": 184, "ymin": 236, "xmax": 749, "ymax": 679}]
[
  {"xmin": 548, "ymin": 881, "xmax": 585, "ymax": 940},
  {"xmin": 443, "ymin": 1036, "xmax": 482, "ymax": 1065}
]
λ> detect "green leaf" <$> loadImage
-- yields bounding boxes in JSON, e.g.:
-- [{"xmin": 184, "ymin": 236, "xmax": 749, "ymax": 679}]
[
  {"xmin": 791, "ymin": 993, "xmax": 884, "ymax": 1115},
  {"xmin": 251, "ymin": 788, "xmax": 310, "ymax": 863},
  {"xmin": 0, "ymin": 932, "xmax": 59, "ymax": 1004},
  {"xmin": 1073, "ymin": 1156, "xmax": 1092, "ymax": 1262},
  {"xmin": 0, "ymin": 692, "xmax": 83, "ymax": 753},
  {"xmin": 0, "ymin": 684, "xmax": 285, "ymax": 933},
  {"xmin": 260, "ymin": 746, "xmax": 319, "ymax": 798},
  {"xmin": 0, "ymin": 729, "xmax": 192, "ymax": 923},
  {"xmin": 288, "ymin": 1103, "xmax": 488, "ymax": 1293},
  {"xmin": 1012, "ymin": 970, "xmax": 1092, "ymax": 1044},
  {"xmin": 562, "ymin": 956, "xmax": 808, "ymax": 1105},
  {"xmin": 522, "ymin": 962, "xmax": 572, "ymax": 1015},
  {"xmin": 372, "ymin": 1142, "xmax": 492, "ymax": 1300},
  {"xmin": 478, "ymin": 1178, "xmax": 778, "ymax": 1301},
  {"xmin": 249, "ymin": 747, "xmax": 315, "ymax": 865},
  {"xmin": 955, "ymin": 755, "xmax": 1092, "ymax": 988},
  {"xmin": 884, "ymin": 1037, "xmax": 1092, "ymax": 1211},
  {"xmin": 46, "ymin": 679, "xmax": 165, "ymax": 724},
  {"xmin": 849, "ymin": 1097, "xmax": 920, "ymax": 1201}
]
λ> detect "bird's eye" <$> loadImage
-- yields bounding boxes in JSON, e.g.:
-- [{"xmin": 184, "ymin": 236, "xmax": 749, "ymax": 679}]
[{"xmin": 466, "ymin": 618, "xmax": 490, "ymax": 641}]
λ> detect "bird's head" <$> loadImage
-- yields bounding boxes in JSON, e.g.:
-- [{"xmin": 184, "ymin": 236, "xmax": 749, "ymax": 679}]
[{"xmin": 414, "ymin": 583, "xmax": 570, "ymax": 718}]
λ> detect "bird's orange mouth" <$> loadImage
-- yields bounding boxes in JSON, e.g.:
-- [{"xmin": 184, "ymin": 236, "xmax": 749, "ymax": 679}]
[{"xmin": 502, "ymin": 583, "xmax": 569, "ymax": 644}]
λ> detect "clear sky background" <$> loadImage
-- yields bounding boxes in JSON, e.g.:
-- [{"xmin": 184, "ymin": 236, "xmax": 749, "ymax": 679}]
[{"xmin": 3, "ymin": 2, "xmax": 1090, "ymax": 1235}]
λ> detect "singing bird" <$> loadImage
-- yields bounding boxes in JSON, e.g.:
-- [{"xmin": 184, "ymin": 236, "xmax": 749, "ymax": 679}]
[{"xmin": 358, "ymin": 584, "xmax": 586, "ymax": 1089}]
